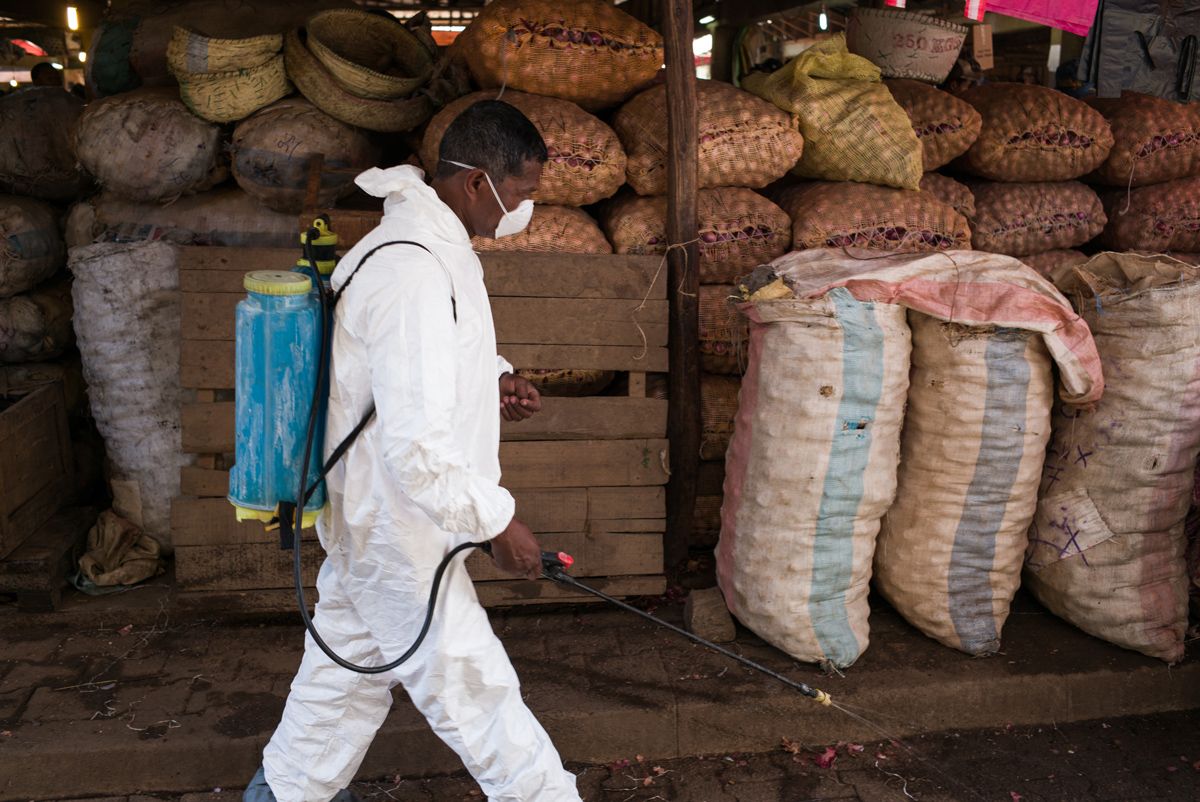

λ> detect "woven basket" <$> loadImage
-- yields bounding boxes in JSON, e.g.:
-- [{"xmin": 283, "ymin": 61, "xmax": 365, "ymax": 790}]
[
  {"xmin": 847, "ymin": 7, "xmax": 966, "ymax": 83},
  {"xmin": 1100, "ymin": 175, "xmax": 1200, "ymax": 252},
  {"xmin": 455, "ymin": 0, "xmax": 663, "ymax": 111},
  {"xmin": 700, "ymin": 374, "xmax": 740, "ymax": 461},
  {"xmin": 603, "ymin": 188, "xmax": 792, "ymax": 284},
  {"xmin": 307, "ymin": 9, "xmax": 434, "ymax": 100},
  {"xmin": 699, "ymin": 285, "xmax": 747, "ymax": 376},
  {"xmin": 778, "ymin": 181, "xmax": 970, "ymax": 252},
  {"xmin": 959, "ymin": 83, "xmax": 1114, "ymax": 182},
  {"xmin": 1088, "ymin": 92, "xmax": 1200, "ymax": 187},
  {"xmin": 886, "ymin": 78, "xmax": 981, "ymax": 170},
  {"xmin": 167, "ymin": 26, "xmax": 280, "ymax": 75},
  {"xmin": 284, "ymin": 28, "xmax": 437, "ymax": 133},
  {"xmin": 471, "ymin": 206, "xmax": 612, "ymax": 253},
  {"xmin": 177, "ymin": 54, "xmax": 291, "ymax": 124},
  {"xmin": 517, "ymin": 368, "xmax": 615, "ymax": 397},
  {"xmin": 920, "ymin": 172, "xmax": 975, "ymax": 220},
  {"xmin": 423, "ymin": 90, "xmax": 626, "ymax": 207},
  {"xmin": 971, "ymin": 181, "xmax": 1106, "ymax": 257},
  {"xmin": 616, "ymin": 81, "xmax": 803, "ymax": 196}
]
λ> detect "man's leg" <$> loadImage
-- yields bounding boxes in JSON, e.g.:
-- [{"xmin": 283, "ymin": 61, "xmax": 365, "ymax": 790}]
[
  {"xmin": 388, "ymin": 570, "xmax": 582, "ymax": 802},
  {"xmin": 260, "ymin": 561, "xmax": 394, "ymax": 802}
]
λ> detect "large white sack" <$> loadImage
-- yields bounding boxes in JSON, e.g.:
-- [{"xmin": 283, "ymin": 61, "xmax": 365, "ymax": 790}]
[
  {"xmin": 875, "ymin": 315, "xmax": 1054, "ymax": 654},
  {"xmin": 68, "ymin": 242, "xmax": 187, "ymax": 547},
  {"xmin": 1025, "ymin": 252, "xmax": 1200, "ymax": 663},
  {"xmin": 718, "ymin": 287, "xmax": 911, "ymax": 669}
]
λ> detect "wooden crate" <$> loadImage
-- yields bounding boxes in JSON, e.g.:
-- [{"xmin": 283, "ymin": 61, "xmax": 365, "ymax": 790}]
[
  {"xmin": 173, "ymin": 242, "xmax": 670, "ymax": 603},
  {"xmin": 0, "ymin": 381, "xmax": 73, "ymax": 560}
]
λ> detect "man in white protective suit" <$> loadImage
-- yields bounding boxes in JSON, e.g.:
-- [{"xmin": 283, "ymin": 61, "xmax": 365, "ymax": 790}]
[{"xmin": 244, "ymin": 101, "xmax": 584, "ymax": 802}]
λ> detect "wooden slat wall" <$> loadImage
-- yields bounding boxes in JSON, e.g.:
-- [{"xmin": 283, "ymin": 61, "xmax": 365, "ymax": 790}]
[{"xmin": 174, "ymin": 245, "xmax": 669, "ymax": 601}]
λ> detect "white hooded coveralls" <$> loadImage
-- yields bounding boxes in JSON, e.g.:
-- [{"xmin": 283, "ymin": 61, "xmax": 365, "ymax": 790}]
[{"xmin": 260, "ymin": 166, "xmax": 581, "ymax": 802}]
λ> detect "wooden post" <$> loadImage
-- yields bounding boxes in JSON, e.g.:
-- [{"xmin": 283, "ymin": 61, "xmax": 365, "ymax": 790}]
[{"xmin": 663, "ymin": 0, "xmax": 700, "ymax": 570}]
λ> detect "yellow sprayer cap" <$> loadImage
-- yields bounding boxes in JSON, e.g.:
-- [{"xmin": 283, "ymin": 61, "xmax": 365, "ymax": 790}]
[{"xmin": 244, "ymin": 271, "xmax": 312, "ymax": 296}]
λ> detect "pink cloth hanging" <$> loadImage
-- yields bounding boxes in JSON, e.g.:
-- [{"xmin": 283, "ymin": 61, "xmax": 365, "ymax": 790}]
[{"xmin": 983, "ymin": 0, "xmax": 1100, "ymax": 36}]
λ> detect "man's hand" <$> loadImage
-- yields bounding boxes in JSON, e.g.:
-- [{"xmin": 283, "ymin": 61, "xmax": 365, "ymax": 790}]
[
  {"xmin": 490, "ymin": 517, "xmax": 542, "ymax": 581},
  {"xmin": 499, "ymin": 372, "xmax": 542, "ymax": 422}
]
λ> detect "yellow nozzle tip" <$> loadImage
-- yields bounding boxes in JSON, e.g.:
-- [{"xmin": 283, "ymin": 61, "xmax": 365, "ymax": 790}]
[{"xmin": 814, "ymin": 690, "xmax": 832, "ymax": 706}]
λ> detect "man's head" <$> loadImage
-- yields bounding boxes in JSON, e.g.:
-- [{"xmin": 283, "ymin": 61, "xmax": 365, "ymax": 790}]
[
  {"xmin": 30, "ymin": 63, "xmax": 62, "ymax": 87},
  {"xmin": 431, "ymin": 100, "xmax": 546, "ymax": 240}
]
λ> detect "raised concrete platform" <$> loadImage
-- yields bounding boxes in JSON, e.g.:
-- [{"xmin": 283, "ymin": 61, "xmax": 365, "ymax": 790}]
[{"xmin": 1, "ymin": 584, "xmax": 1196, "ymax": 800}]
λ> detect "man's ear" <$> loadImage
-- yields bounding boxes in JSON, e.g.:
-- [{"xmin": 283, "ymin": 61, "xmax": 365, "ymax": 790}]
[{"xmin": 464, "ymin": 169, "xmax": 486, "ymax": 201}]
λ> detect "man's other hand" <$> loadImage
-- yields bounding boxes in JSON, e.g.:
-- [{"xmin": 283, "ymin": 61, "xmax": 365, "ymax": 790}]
[
  {"xmin": 490, "ymin": 517, "xmax": 542, "ymax": 580},
  {"xmin": 499, "ymin": 372, "xmax": 542, "ymax": 422}
]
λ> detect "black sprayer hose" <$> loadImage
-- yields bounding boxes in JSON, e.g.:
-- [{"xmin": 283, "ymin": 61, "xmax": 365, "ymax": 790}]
[{"xmin": 291, "ymin": 238, "xmax": 486, "ymax": 674}]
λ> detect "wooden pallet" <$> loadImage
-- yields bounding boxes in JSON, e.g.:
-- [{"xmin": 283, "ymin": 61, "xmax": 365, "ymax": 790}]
[
  {"xmin": 173, "ymin": 244, "xmax": 670, "ymax": 602},
  {"xmin": 0, "ymin": 507, "xmax": 96, "ymax": 611},
  {"xmin": 0, "ymin": 381, "xmax": 73, "ymax": 560}
]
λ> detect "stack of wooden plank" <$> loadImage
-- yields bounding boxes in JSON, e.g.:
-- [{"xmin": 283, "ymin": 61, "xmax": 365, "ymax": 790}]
[{"xmin": 171, "ymin": 227, "xmax": 670, "ymax": 605}]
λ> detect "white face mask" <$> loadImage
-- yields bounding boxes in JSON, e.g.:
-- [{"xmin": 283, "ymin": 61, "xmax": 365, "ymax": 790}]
[{"xmin": 445, "ymin": 160, "xmax": 534, "ymax": 238}]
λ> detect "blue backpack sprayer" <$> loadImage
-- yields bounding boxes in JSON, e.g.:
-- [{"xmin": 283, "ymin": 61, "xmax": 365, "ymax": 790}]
[{"xmin": 225, "ymin": 215, "xmax": 831, "ymax": 703}]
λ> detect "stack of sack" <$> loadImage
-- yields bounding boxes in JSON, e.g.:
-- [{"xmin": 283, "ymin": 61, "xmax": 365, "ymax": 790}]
[
  {"xmin": 1026, "ymin": 253, "xmax": 1200, "ymax": 664},
  {"xmin": 718, "ymin": 249, "xmax": 1102, "ymax": 669},
  {"xmin": 1088, "ymin": 93, "xmax": 1200, "ymax": 267},
  {"xmin": 604, "ymin": 77, "xmax": 802, "ymax": 543},
  {"xmin": 952, "ymin": 83, "xmax": 1114, "ymax": 281}
]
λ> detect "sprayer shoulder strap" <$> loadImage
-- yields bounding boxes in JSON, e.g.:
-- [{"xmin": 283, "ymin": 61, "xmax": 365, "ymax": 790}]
[{"xmin": 319, "ymin": 239, "xmax": 456, "ymax": 483}]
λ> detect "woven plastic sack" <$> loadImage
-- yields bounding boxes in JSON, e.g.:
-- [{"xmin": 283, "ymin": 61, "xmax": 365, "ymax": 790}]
[
  {"xmin": 175, "ymin": 53, "xmax": 292, "ymax": 124},
  {"xmin": 614, "ymin": 81, "xmax": 804, "ymax": 196},
  {"xmin": 0, "ymin": 88, "xmax": 89, "ymax": 202},
  {"xmin": 920, "ymin": 173, "xmax": 975, "ymax": 220},
  {"xmin": 718, "ymin": 288, "xmax": 910, "ymax": 668},
  {"xmin": 471, "ymin": 206, "xmax": 611, "ymax": 254},
  {"xmin": 1, "ymin": 196, "xmax": 64, "ymax": 299},
  {"xmin": 422, "ymin": 91, "xmax": 626, "ymax": 207},
  {"xmin": 886, "ymin": 79, "xmax": 982, "ymax": 171},
  {"xmin": 875, "ymin": 316, "xmax": 1054, "ymax": 655},
  {"xmin": 970, "ymin": 181, "xmax": 1106, "ymax": 257},
  {"xmin": 454, "ymin": 0, "xmax": 663, "ymax": 111},
  {"xmin": 69, "ymin": 242, "xmax": 187, "ymax": 547},
  {"xmin": 66, "ymin": 189, "xmax": 299, "ymax": 250},
  {"xmin": 1026, "ymin": 253, "xmax": 1200, "ymax": 663},
  {"xmin": 958, "ymin": 83, "xmax": 1114, "ymax": 182},
  {"xmin": 1021, "ymin": 250, "xmax": 1089, "ymax": 288},
  {"xmin": 167, "ymin": 26, "xmax": 280, "ymax": 74},
  {"xmin": 1099, "ymin": 176, "xmax": 1200, "ymax": 253},
  {"xmin": 1088, "ymin": 93, "xmax": 1200, "ymax": 187},
  {"xmin": 76, "ymin": 89, "xmax": 227, "ymax": 203},
  {"xmin": 701, "ymin": 374, "xmax": 740, "ymax": 462},
  {"xmin": 699, "ymin": 285, "xmax": 747, "ymax": 376},
  {"xmin": 744, "ymin": 35, "xmax": 922, "ymax": 191},
  {"xmin": 778, "ymin": 182, "xmax": 970, "ymax": 253},
  {"xmin": 0, "ymin": 277, "xmax": 74, "ymax": 364},
  {"xmin": 603, "ymin": 189, "xmax": 791, "ymax": 284},
  {"xmin": 232, "ymin": 99, "xmax": 378, "ymax": 214},
  {"xmin": 89, "ymin": 18, "xmax": 142, "ymax": 97},
  {"xmin": 517, "ymin": 368, "xmax": 614, "ymax": 397}
]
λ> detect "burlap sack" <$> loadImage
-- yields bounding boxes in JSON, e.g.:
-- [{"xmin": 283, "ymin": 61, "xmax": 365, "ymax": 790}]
[
  {"xmin": 1, "ymin": 196, "xmax": 64, "ymax": 299},
  {"xmin": 517, "ymin": 368, "xmax": 614, "ymax": 397},
  {"xmin": 614, "ymin": 81, "xmax": 804, "ymax": 196},
  {"xmin": 602, "ymin": 189, "xmax": 791, "ymax": 284},
  {"xmin": 744, "ymin": 35, "xmax": 922, "ymax": 191},
  {"xmin": 1026, "ymin": 253, "xmax": 1200, "ymax": 663},
  {"xmin": 701, "ymin": 374, "xmax": 740, "ymax": 461},
  {"xmin": 471, "ymin": 205, "xmax": 611, "ymax": 254},
  {"xmin": 1089, "ymin": 92, "xmax": 1200, "ymax": 187},
  {"xmin": 0, "ymin": 87, "xmax": 89, "ymax": 202},
  {"xmin": 454, "ymin": 0, "xmax": 663, "ymax": 111},
  {"xmin": 778, "ymin": 182, "xmax": 970, "ymax": 252},
  {"xmin": 699, "ymin": 285, "xmax": 747, "ymax": 376},
  {"xmin": 76, "ymin": 88, "xmax": 227, "ymax": 203},
  {"xmin": 1099, "ymin": 176, "xmax": 1200, "ymax": 253},
  {"xmin": 232, "ymin": 98, "xmax": 378, "ymax": 213},
  {"xmin": 1021, "ymin": 249, "xmax": 1089, "ymax": 288},
  {"xmin": 0, "ymin": 277, "xmax": 74, "ymax": 364},
  {"xmin": 959, "ymin": 83, "xmax": 1114, "ymax": 182},
  {"xmin": 718, "ymin": 289, "xmax": 910, "ymax": 668},
  {"xmin": 876, "ymin": 316, "xmax": 1053, "ymax": 655},
  {"xmin": 970, "ymin": 181, "xmax": 1106, "ymax": 257},
  {"xmin": 422, "ymin": 90, "xmax": 626, "ymax": 207},
  {"xmin": 886, "ymin": 78, "xmax": 982, "ymax": 171},
  {"xmin": 919, "ymin": 172, "xmax": 975, "ymax": 220}
]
